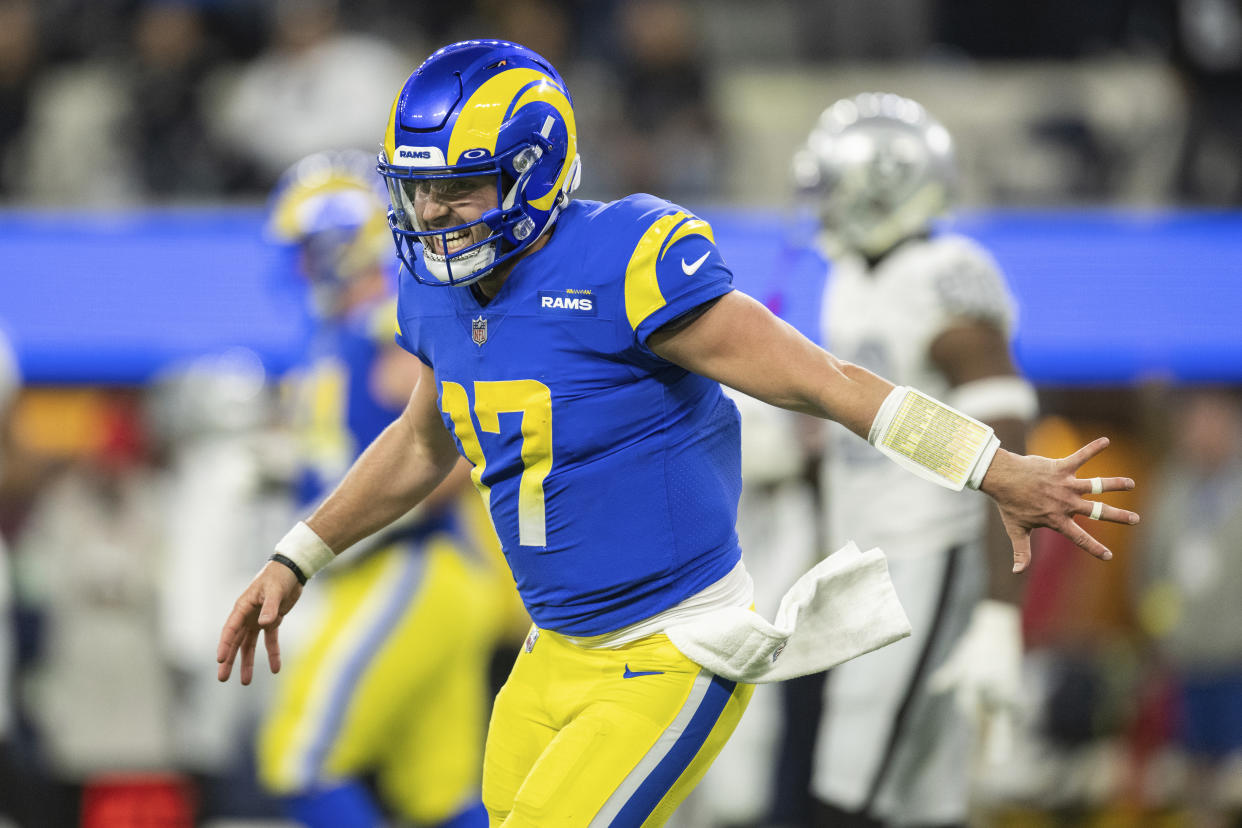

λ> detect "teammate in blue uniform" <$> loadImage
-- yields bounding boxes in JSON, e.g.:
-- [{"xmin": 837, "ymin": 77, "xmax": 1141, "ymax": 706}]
[
  {"xmin": 256, "ymin": 150, "xmax": 500, "ymax": 828},
  {"xmin": 219, "ymin": 41, "xmax": 1140, "ymax": 827}
]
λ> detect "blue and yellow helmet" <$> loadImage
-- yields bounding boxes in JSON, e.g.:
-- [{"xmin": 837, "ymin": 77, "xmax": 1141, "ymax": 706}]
[
  {"xmin": 377, "ymin": 39, "xmax": 582, "ymax": 286},
  {"xmin": 267, "ymin": 149, "xmax": 392, "ymax": 316}
]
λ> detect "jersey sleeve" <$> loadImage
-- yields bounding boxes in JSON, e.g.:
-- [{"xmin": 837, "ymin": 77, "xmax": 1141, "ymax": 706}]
[
  {"xmin": 925, "ymin": 236, "xmax": 1017, "ymax": 337},
  {"xmin": 621, "ymin": 210, "xmax": 735, "ymax": 348}
]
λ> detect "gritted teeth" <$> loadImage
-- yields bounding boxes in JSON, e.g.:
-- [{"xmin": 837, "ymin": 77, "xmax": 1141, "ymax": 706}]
[{"xmin": 428, "ymin": 228, "xmax": 473, "ymax": 255}]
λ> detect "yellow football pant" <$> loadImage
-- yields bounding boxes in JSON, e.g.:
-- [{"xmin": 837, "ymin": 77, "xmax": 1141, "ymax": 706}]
[
  {"xmin": 483, "ymin": 626, "xmax": 754, "ymax": 827},
  {"xmin": 258, "ymin": 535, "xmax": 498, "ymax": 824}
]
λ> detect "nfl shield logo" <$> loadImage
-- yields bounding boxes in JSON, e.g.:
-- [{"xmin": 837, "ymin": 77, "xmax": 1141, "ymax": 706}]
[
  {"xmin": 471, "ymin": 316, "xmax": 488, "ymax": 346},
  {"xmin": 524, "ymin": 628, "xmax": 539, "ymax": 653}
]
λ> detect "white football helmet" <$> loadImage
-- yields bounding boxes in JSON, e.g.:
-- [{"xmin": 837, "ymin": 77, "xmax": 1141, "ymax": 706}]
[{"xmin": 793, "ymin": 92, "xmax": 956, "ymax": 259}]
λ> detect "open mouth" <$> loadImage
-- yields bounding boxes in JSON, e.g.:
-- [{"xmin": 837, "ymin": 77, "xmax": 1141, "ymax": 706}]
[{"xmin": 428, "ymin": 228, "xmax": 474, "ymax": 256}]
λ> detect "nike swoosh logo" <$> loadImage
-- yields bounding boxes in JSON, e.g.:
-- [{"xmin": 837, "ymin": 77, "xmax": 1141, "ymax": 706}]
[
  {"xmin": 622, "ymin": 664, "xmax": 665, "ymax": 679},
  {"xmin": 681, "ymin": 251, "xmax": 710, "ymax": 276}
]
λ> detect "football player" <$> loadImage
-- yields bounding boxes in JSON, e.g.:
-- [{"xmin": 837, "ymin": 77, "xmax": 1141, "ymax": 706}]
[
  {"xmin": 255, "ymin": 149, "xmax": 501, "ymax": 828},
  {"xmin": 794, "ymin": 93, "xmax": 1035, "ymax": 827},
  {"xmin": 219, "ymin": 42, "xmax": 1138, "ymax": 827}
]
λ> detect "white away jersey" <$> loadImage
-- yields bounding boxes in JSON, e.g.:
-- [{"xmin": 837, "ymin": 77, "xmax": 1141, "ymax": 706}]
[{"xmin": 820, "ymin": 234, "xmax": 1017, "ymax": 558}]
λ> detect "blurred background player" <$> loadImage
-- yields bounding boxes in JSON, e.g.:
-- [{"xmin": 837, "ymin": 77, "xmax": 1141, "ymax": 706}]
[
  {"xmin": 255, "ymin": 149, "xmax": 501, "ymax": 828},
  {"xmin": 793, "ymin": 94, "xmax": 1039, "ymax": 827}
]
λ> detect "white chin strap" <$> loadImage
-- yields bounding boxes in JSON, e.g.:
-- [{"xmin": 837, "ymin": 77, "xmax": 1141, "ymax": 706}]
[{"xmin": 423, "ymin": 241, "xmax": 497, "ymax": 284}]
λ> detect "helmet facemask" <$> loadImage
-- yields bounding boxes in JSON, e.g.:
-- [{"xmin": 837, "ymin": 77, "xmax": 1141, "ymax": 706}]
[{"xmin": 381, "ymin": 140, "xmax": 575, "ymax": 287}]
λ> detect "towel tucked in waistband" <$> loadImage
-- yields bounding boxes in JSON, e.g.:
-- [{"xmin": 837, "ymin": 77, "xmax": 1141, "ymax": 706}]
[{"xmin": 665, "ymin": 542, "xmax": 911, "ymax": 683}]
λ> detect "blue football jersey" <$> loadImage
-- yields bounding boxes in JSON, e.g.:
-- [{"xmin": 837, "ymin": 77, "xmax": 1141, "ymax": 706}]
[
  {"xmin": 396, "ymin": 195, "xmax": 743, "ymax": 635},
  {"xmin": 294, "ymin": 298, "xmax": 404, "ymax": 508}
]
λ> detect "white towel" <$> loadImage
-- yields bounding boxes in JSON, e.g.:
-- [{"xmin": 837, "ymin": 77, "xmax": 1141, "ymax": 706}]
[{"xmin": 665, "ymin": 542, "xmax": 911, "ymax": 683}]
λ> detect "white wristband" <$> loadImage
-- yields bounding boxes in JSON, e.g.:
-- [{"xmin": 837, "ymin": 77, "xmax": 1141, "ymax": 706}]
[
  {"xmin": 967, "ymin": 434, "xmax": 1001, "ymax": 491},
  {"xmin": 274, "ymin": 521, "xmax": 336, "ymax": 581},
  {"xmin": 868, "ymin": 386, "xmax": 999, "ymax": 492}
]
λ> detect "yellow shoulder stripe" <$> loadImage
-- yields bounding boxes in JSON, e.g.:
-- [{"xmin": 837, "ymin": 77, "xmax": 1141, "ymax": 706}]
[
  {"xmin": 624, "ymin": 213, "xmax": 716, "ymax": 332},
  {"xmin": 660, "ymin": 217, "xmax": 715, "ymax": 260}
]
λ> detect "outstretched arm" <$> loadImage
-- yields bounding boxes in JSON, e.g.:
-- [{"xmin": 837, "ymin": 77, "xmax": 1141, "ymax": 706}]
[
  {"xmin": 216, "ymin": 360, "xmax": 461, "ymax": 684},
  {"xmin": 649, "ymin": 290, "xmax": 1138, "ymax": 572}
]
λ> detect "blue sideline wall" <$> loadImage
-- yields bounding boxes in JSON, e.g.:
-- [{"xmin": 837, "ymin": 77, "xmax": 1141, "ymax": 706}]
[{"xmin": 0, "ymin": 208, "xmax": 1238, "ymax": 386}]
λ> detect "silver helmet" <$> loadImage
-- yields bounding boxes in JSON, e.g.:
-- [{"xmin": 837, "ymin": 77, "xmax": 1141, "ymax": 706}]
[{"xmin": 792, "ymin": 92, "xmax": 956, "ymax": 258}]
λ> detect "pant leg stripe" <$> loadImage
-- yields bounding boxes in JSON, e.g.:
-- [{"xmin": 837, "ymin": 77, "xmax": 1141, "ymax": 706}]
[
  {"xmin": 295, "ymin": 548, "xmax": 427, "ymax": 784},
  {"xmin": 590, "ymin": 671, "xmax": 737, "ymax": 828}
]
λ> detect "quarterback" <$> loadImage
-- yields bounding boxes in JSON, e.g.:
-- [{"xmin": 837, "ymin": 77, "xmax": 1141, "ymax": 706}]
[{"xmin": 218, "ymin": 41, "xmax": 1139, "ymax": 827}]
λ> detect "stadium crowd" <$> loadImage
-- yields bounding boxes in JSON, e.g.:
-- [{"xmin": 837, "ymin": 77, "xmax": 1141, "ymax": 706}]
[{"xmin": 0, "ymin": 0, "xmax": 1239, "ymax": 207}]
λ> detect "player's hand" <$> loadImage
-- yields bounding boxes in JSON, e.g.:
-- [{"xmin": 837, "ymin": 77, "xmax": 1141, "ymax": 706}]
[
  {"xmin": 981, "ymin": 436, "xmax": 1138, "ymax": 573},
  {"xmin": 216, "ymin": 561, "xmax": 303, "ymax": 685},
  {"xmin": 928, "ymin": 599, "xmax": 1023, "ymax": 764}
]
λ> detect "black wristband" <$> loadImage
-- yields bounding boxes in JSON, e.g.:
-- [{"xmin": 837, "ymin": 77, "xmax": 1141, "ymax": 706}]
[{"xmin": 269, "ymin": 553, "xmax": 308, "ymax": 586}]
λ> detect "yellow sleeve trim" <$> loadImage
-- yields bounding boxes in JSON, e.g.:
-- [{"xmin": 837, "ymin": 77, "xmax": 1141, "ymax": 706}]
[
  {"xmin": 660, "ymin": 217, "xmax": 714, "ymax": 259},
  {"xmin": 624, "ymin": 213, "xmax": 716, "ymax": 332}
]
